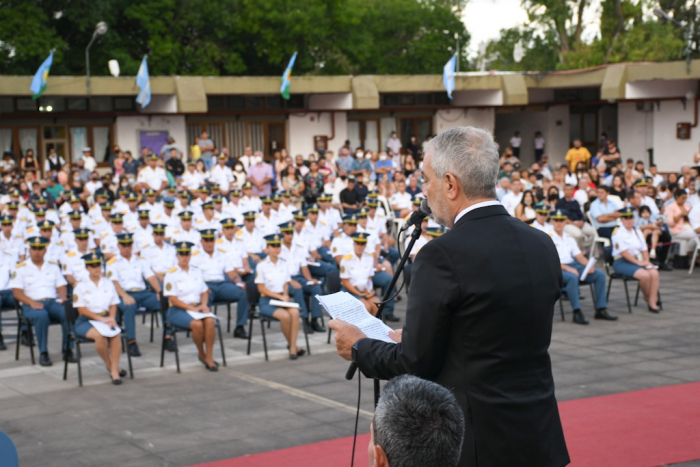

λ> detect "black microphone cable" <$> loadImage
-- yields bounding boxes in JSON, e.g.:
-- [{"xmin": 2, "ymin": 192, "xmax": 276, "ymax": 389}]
[{"xmin": 350, "ymin": 370, "xmax": 361, "ymax": 467}]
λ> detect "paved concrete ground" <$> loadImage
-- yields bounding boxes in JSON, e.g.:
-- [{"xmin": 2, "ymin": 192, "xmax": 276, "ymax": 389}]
[{"xmin": 0, "ymin": 268, "xmax": 698, "ymax": 466}]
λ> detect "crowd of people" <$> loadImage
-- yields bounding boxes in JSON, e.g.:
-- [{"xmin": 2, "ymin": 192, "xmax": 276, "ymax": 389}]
[{"xmin": 0, "ymin": 126, "xmax": 698, "ymax": 382}]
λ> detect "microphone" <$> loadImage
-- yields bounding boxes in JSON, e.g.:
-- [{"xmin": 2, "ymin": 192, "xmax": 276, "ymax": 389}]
[{"xmin": 401, "ymin": 198, "xmax": 431, "ymax": 231}]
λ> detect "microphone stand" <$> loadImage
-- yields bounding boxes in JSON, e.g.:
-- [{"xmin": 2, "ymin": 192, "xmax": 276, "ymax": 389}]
[{"xmin": 345, "ymin": 221, "xmax": 424, "ymax": 408}]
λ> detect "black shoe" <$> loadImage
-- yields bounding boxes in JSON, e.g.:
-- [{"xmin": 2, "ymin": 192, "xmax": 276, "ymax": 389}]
[
  {"xmin": 572, "ymin": 310, "xmax": 589, "ymax": 325},
  {"xmin": 21, "ymin": 331, "xmax": 34, "ymax": 347},
  {"xmin": 303, "ymin": 319, "xmax": 314, "ymax": 334},
  {"xmin": 594, "ymin": 309, "xmax": 618, "ymax": 321},
  {"xmin": 0, "ymin": 333, "xmax": 6, "ymax": 351},
  {"xmin": 384, "ymin": 314, "xmax": 400, "ymax": 323},
  {"xmin": 109, "ymin": 368, "xmax": 128, "ymax": 377},
  {"xmin": 233, "ymin": 326, "xmax": 249, "ymax": 339},
  {"xmin": 128, "ymin": 342, "xmax": 141, "ymax": 357},
  {"xmin": 165, "ymin": 338, "xmax": 177, "ymax": 352},
  {"xmin": 200, "ymin": 359, "xmax": 219, "ymax": 372},
  {"xmin": 289, "ymin": 353, "xmax": 299, "ymax": 360},
  {"xmin": 659, "ymin": 263, "xmax": 673, "ymax": 271},
  {"xmin": 110, "ymin": 376, "xmax": 122, "ymax": 385},
  {"xmin": 296, "ymin": 349, "xmax": 307, "ymax": 357},
  {"xmin": 311, "ymin": 318, "xmax": 326, "ymax": 333},
  {"xmin": 63, "ymin": 349, "xmax": 77, "ymax": 363},
  {"xmin": 39, "ymin": 352, "xmax": 52, "ymax": 367},
  {"xmin": 648, "ymin": 305, "xmax": 660, "ymax": 314}
]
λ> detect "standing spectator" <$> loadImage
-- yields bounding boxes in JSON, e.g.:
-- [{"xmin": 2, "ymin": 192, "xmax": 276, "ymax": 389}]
[
  {"xmin": 375, "ymin": 151, "xmax": 393, "ymax": 182},
  {"xmin": 247, "ymin": 152, "xmax": 273, "ymax": 197},
  {"xmin": 198, "ymin": 131, "xmax": 215, "ymax": 170},
  {"xmin": 160, "ymin": 136, "xmax": 182, "ymax": 160},
  {"xmin": 324, "ymin": 173, "xmax": 346, "ymax": 206},
  {"xmin": 239, "ymin": 146, "xmax": 253, "ymax": 170},
  {"xmin": 208, "ymin": 153, "xmax": 234, "ymax": 193},
  {"xmin": 45, "ymin": 176, "xmax": 64, "ymax": 201},
  {"xmin": 44, "ymin": 147, "xmax": 65, "ymax": 175},
  {"xmin": 303, "ymin": 161, "xmax": 325, "ymax": 205},
  {"xmin": 165, "ymin": 148, "xmax": 185, "ymax": 178},
  {"xmin": 137, "ymin": 154, "xmax": 169, "ymax": 194},
  {"xmin": 190, "ymin": 136, "xmax": 201, "ymax": 161},
  {"xmin": 406, "ymin": 136, "xmax": 420, "ymax": 160},
  {"xmin": 403, "ymin": 154, "xmax": 417, "ymax": 178},
  {"xmin": 74, "ymin": 159, "xmax": 91, "ymax": 184},
  {"xmin": 336, "ymin": 147, "xmax": 355, "ymax": 175},
  {"xmin": 107, "ymin": 144, "xmax": 121, "ymax": 169},
  {"xmin": 649, "ymin": 164, "xmax": 665, "ymax": 187},
  {"xmin": 85, "ymin": 172, "xmax": 103, "ymax": 196},
  {"xmin": 20, "ymin": 149, "xmax": 39, "ymax": 180},
  {"xmin": 533, "ymin": 131, "xmax": 546, "ymax": 162},
  {"xmin": 1, "ymin": 151, "xmax": 17, "ymax": 175},
  {"xmin": 82, "ymin": 148, "xmax": 97, "ymax": 172},
  {"xmin": 386, "ymin": 131, "xmax": 402, "ymax": 160},
  {"xmin": 323, "ymin": 151, "xmax": 337, "ymax": 175},
  {"xmin": 294, "ymin": 155, "xmax": 310, "ymax": 177},
  {"xmin": 122, "ymin": 151, "xmax": 140, "ymax": 179},
  {"xmin": 281, "ymin": 166, "xmax": 304, "ymax": 205},
  {"xmin": 510, "ymin": 131, "xmax": 522, "ymax": 157},
  {"xmin": 565, "ymin": 140, "xmax": 591, "ymax": 172},
  {"xmin": 602, "ymin": 140, "xmax": 621, "ymax": 172}
]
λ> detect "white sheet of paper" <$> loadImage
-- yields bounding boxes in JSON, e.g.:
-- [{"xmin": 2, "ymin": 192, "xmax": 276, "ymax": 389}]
[
  {"xmin": 89, "ymin": 320, "xmax": 121, "ymax": 338},
  {"xmin": 316, "ymin": 292, "xmax": 397, "ymax": 344},
  {"xmin": 187, "ymin": 311, "xmax": 219, "ymax": 320},
  {"xmin": 580, "ymin": 257, "xmax": 597, "ymax": 282},
  {"xmin": 307, "ymin": 261, "xmax": 321, "ymax": 267},
  {"xmin": 269, "ymin": 299, "xmax": 300, "ymax": 309}
]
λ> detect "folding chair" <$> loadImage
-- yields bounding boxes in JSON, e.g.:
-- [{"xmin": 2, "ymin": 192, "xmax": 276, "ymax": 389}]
[
  {"xmin": 586, "ymin": 211, "xmax": 611, "ymax": 259},
  {"xmin": 689, "ymin": 242, "xmax": 700, "ymax": 274},
  {"xmin": 246, "ymin": 285, "xmax": 310, "ymax": 361},
  {"xmin": 14, "ymin": 301, "xmax": 64, "ymax": 364},
  {"xmin": 159, "ymin": 295, "xmax": 227, "ymax": 373},
  {"xmin": 211, "ymin": 300, "xmax": 233, "ymax": 333},
  {"xmin": 558, "ymin": 283, "xmax": 596, "ymax": 321},
  {"xmin": 63, "ymin": 301, "xmax": 133, "ymax": 387}
]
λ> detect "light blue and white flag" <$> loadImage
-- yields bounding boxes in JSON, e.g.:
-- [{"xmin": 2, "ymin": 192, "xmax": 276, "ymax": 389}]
[
  {"xmin": 30, "ymin": 51, "xmax": 54, "ymax": 100},
  {"xmin": 135, "ymin": 56, "xmax": 151, "ymax": 108},
  {"xmin": 443, "ymin": 55, "xmax": 456, "ymax": 99},
  {"xmin": 280, "ymin": 51, "xmax": 298, "ymax": 100}
]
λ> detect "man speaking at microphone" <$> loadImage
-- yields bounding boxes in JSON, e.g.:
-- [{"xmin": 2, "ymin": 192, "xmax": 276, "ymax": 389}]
[{"xmin": 329, "ymin": 126, "xmax": 569, "ymax": 467}]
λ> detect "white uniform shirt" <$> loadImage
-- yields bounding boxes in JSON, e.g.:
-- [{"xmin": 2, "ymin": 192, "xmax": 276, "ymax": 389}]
[
  {"xmin": 0, "ymin": 263, "xmax": 11, "ymax": 290},
  {"xmin": 255, "ymin": 257, "xmax": 291, "ymax": 294},
  {"xmin": 9, "ymin": 260, "xmax": 66, "ymax": 300},
  {"xmin": 612, "ymin": 226, "xmax": 647, "ymax": 259},
  {"xmin": 133, "ymin": 225, "xmax": 154, "ymax": 254},
  {"xmin": 182, "ymin": 170, "xmax": 206, "ymax": 191},
  {"xmin": 208, "ymin": 165, "xmax": 234, "ymax": 190},
  {"xmin": 276, "ymin": 204, "xmax": 295, "ymax": 223},
  {"xmin": 255, "ymin": 212, "xmax": 280, "ymax": 236},
  {"xmin": 240, "ymin": 196, "xmax": 262, "ymax": 213},
  {"xmin": 642, "ymin": 195, "xmax": 660, "ymax": 216},
  {"xmin": 389, "ymin": 191, "xmax": 413, "ymax": 210},
  {"xmin": 531, "ymin": 220, "xmax": 555, "ymax": 235},
  {"xmin": 106, "ymin": 254, "xmax": 154, "ymax": 291},
  {"xmin": 501, "ymin": 191, "xmax": 523, "ymax": 216},
  {"xmin": 164, "ymin": 266, "xmax": 208, "ymax": 305},
  {"xmin": 62, "ymin": 250, "xmax": 91, "ymax": 284},
  {"xmin": 141, "ymin": 242, "xmax": 176, "ymax": 275},
  {"xmin": 280, "ymin": 243, "xmax": 307, "ymax": 276},
  {"xmin": 339, "ymin": 252, "xmax": 374, "ymax": 292},
  {"xmin": 137, "ymin": 166, "xmax": 168, "ymax": 191},
  {"xmin": 190, "ymin": 248, "xmax": 233, "ymax": 282},
  {"xmin": 330, "ymin": 233, "xmax": 353, "ymax": 259},
  {"xmin": 0, "ymin": 233, "xmax": 24, "ymax": 259},
  {"xmin": 194, "ymin": 214, "xmax": 222, "ymax": 236},
  {"xmin": 319, "ymin": 208, "xmax": 342, "ymax": 232},
  {"xmin": 169, "ymin": 227, "xmax": 202, "ymax": 247},
  {"xmin": 407, "ymin": 234, "xmax": 429, "ymax": 260},
  {"xmin": 551, "ymin": 231, "xmax": 580, "ymax": 265},
  {"xmin": 367, "ymin": 212, "xmax": 387, "ymax": 237},
  {"xmin": 303, "ymin": 220, "xmax": 330, "ymax": 250},
  {"xmin": 235, "ymin": 228, "xmax": 266, "ymax": 254},
  {"xmin": 73, "ymin": 278, "xmax": 120, "ymax": 315},
  {"xmin": 216, "ymin": 238, "xmax": 246, "ymax": 270}
]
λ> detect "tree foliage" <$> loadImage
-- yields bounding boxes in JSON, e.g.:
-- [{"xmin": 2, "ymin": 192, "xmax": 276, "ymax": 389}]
[
  {"xmin": 0, "ymin": 0, "xmax": 468, "ymax": 77},
  {"xmin": 482, "ymin": 0, "xmax": 687, "ymax": 72}
]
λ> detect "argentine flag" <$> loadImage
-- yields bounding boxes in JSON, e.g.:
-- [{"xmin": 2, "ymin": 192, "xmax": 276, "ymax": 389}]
[
  {"xmin": 30, "ymin": 52, "xmax": 54, "ymax": 100},
  {"xmin": 136, "ymin": 56, "xmax": 151, "ymax": 108},
  {"xmin": 443, "ymin": 55, "xmax": 456, "ymax": 100},
  {"xmin": 280, "ymin": 52, "xmax": 298, "ymax": 100}
]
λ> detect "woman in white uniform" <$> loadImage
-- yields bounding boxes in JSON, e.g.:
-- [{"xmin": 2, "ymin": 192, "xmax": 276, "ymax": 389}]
[
  {"xmin": 72, "ymin": 253, "xmax": 126, "ymax": 385},
  {"xmin": 163, "ymin": 241, "xmax": 219, "ymax": 371},
  {"xmin": 612, "ymin": 207, "xmax": 660, "ymax": 312},
  {"xmin": 255, "ymin": 233, "xmax": 306, "ymax": 360}
]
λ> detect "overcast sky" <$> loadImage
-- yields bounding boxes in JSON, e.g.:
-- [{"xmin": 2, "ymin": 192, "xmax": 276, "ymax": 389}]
[{"xmin": 461, "ymin": 0, "xmax": 605, "ymax": 58}]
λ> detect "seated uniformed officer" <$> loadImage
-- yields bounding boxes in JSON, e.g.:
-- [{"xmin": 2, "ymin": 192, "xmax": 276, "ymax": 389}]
[
  {"xmin": 10, "ymin": 236, "xmax": 74, "ymax": 366},
  {"xmin": 37, "ymin": 220, "xmax": 63, "ymax": 263},
  {"xmin": 164, "ymin": 242, "xmax": 220, "ymax": 371},
  {"xmin": 217, "ymin": 218, "xmax": 252, "ymax": 278},
  {"xmin": 339, "ymin": 232, "xmax": 378, "ymax": 316},
  {"xmin": 255, "ymin": 234, "xmax": 306, "ymax": 360},
  {"xmin": 279, "ymin": 221, "xmax": 326, "ymax": 333},
  {"xmin": 170, "ymin": 211, "xmax": 201, "ymax": 246},
  {"xmin": 106, "ymin": 232, "xmax": 162, "ymax": 356},
  {"xmin": 191, "ymin": 229, "xmax": 250, "ymax": 339},
  {"xmin": 100, "ymin": 213, "xmax": 126, "ymax": 260},
  {"xmin": 331, "ymin": 214, "xmax": 358, "ymax": 264},
  {"xmin": 0, "ymin": 214, "xmax": 23, "ymax": 263},
  {"xmin": 62, "ymin": 229, "xmax": 93, "ymax": 287},
  {"xmin": 133, "ymin": 210, "xmax": 153, "ymax": 253},
  {"xmin": 531, "ymin": 203, "xmax": 554, "ymax": 234},
  {"xmin": 141, "ymin": 224, "xmax": 176, "ymax": 283},
  {"xmin": 550, "ymin": 209, "xmax": 614, "ymax": 325},
  {"xmin": 73, "ymin": 253, "xmax": 126, "ymax": 385},
  {"xmin": 612, "ymin": 207, "xmax": 660, "ymax": 312},
  {"xmin": 292, "ymin": 210, "xmax": 336, "ymax": 279},
  {"xmin": 237, "ymin": 211, "xmax": 267, "ymax": 266}
]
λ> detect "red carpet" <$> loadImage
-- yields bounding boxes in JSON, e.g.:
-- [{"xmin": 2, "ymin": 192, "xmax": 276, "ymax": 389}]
[{"xmin": 191, "ymin": 381, "xmax": 700, "ymax": 467}]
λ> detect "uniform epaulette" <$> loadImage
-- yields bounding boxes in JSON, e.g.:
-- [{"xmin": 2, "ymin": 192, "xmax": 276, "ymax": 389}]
[
  {"xmin": 217, "ymin": 247, "xmax": 227, "ymax": 253},
  {"xmin": 94, "ymin": 219, "xmax": 102, "ymax": 225},
  {"xmin": 295, "ymin": 243, "xmax": 304, "ymax": 248},
  {"xmin": 26, "ymin": 227, "xmax": 34, "ymax": 234},
  {"xmin": 67, "ymin": 251, "xmax": 76, "ymax": 257},
  {"xmin": 343, "ymin": 254, "xmax": 353, "ymax": 260},
  {"xmin": 612, "ymin": 227, "xmax": 619, "ymax": 235},
  {"xmin": 215, "ymin": 238, "xmax": 223, "ymax": 243},
  {"xmin": 141, "ymin": 244, "xmax": 150, "ymax": 250},
  {"xmin": 255, "ymin": 214, "xmax": 261, "ymax": 218},
  {"xmin": 167, "ymin": 266, "xmax": 178, "ymax": 273},
  {"xmin": 155, "ymin": 214, "xmax": 161, "ymax": 219},
  {"xmin": 173, "ymin": 229, "xmax": 180, "ymax": 234},
  {"xmin": 320, "ymin": 221, "xmax": 327, "ymax": 226},
  {"xmin": 192, "ymin": 250, "xmax": 200, "ymax": 256},
  {"xmin": 15, "ymin": 262, "xmax": 25, "ymax": 268},
  {"xmin": 235, "ymin": 230, "xmax": 243, "ymax": 236},
  {"xmin": 196, "ymin": 219, "xmax": 203, "ymax": 224},
  {"xmin": 14, "ymin": 235, "xmax": 22, "ymax": 238},
  {"xmin": 56, "ymin": 241, "xmax": 64, "ymax": 246},
  {"xmin": 106, "ymin": 257, "xmax": 117, "ymax": 265},
  {"xmin": 48, "ymin": 261, "xmax": 58, "ymax": 265},
  {"xmin": 548, "ymin": 233, "xmax": 553, "ymax": 237}
]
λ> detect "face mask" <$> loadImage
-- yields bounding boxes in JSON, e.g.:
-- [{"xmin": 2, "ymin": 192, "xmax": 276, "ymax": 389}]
[
  {"xmin": 128, "ymin": 176, "xmax": 135, "ymax": 184},
  {"xmin": 362, "ymin": 177, "xmax": 369, "ymax": 184},
  {"xmin": 356, "ymin": 152, "xmax": 364, "ymax": 158},
  {"xmin": 548, "ymin": 194, "xmax": 558, "ymax": 201},
  {"xmin": 524, "ymin": 201, "xmax": 532, "ymax": 205},
  {"xmin": 365, "ymin": 154, "xmax": 372, "ymax": 160},
  {"xmin": 4, "ymin": 176, "xmax": 11, "ymax": 183},
  {"xmin": 379, "ymin": 155, "xmax": 387, "ymax": 161},
  {"xmin": 254, "ymin": 156, "xmax": 262, "ymax": 164},
  {"xmin": 235, "ymin": 165, "xmax": 243, "ymax": 171}
]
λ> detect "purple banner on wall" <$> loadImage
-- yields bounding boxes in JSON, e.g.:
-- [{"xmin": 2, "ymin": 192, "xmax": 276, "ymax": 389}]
[{"xmin": 139, "ymin": 131, "xmax": 169, "ymax": 157}]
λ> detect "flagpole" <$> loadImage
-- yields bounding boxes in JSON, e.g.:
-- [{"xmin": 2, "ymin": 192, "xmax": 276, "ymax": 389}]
[{"xmin": 455, "ymin": 33, "xmax": 460, "ymax": 73}]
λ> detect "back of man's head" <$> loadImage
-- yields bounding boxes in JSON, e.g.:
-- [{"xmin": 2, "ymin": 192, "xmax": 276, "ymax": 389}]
[{"xmin": 371, "ymin": 375, "xmax": 464, "ymax": 467}]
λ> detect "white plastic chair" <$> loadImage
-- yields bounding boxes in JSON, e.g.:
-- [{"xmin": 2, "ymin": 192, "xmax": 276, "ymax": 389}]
[
  {"xmin": 689, "ymin": 242, "xmax": 700, "ymax": 274},
  {"xmin": 586, "ymin": 211, "xmax": 611, "ymax": 258}
]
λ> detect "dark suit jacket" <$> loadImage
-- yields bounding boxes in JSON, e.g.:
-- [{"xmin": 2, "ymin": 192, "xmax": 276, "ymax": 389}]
[{"xmin": 357, "ymin": 204, "xmax": 570, "ymax": 467}]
